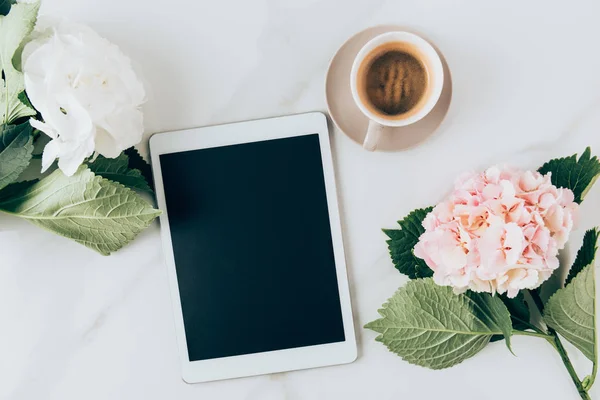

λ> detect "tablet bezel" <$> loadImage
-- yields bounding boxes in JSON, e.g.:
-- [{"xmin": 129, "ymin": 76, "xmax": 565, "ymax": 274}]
[{"xmin": 149, "ymin": 112, "xmax": 357, "ymax": 383}]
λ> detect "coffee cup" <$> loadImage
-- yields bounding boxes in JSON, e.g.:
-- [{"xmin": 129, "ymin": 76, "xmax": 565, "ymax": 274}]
[{"xmin": 350, "ymin": 31, "xmax": 444, "ymax": 151}]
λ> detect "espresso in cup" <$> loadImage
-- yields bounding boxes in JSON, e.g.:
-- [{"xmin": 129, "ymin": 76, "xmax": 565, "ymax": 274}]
[
  {"xmin": 355, "ymin": 42, "xmax": 430, "ymax": 121},
  {"xmin": 350, "ymin": 32, "xmax": 443, "ymax": 151}
]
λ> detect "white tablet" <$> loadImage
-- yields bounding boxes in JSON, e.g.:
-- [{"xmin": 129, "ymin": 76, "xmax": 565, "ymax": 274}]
[{"xmin": 149, "ymin": 112, "xmax": 357, "ymax": 383}]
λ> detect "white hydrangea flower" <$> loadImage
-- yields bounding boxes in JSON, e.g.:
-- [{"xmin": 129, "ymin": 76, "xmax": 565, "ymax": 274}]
[{"xmin": 23, "ymin": 19, "xmax": 145, "ymax": 176}]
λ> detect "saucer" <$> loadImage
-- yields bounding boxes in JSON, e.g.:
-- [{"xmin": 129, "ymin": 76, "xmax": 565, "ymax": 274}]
[{"xmin": 325, "ymin": 25, "xmax": 453, "ymax": 152}]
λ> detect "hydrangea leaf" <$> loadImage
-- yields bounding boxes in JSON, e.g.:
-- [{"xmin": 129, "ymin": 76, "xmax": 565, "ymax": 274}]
[
  {"xmin": 538, "ymin": 147, "xmax": 600, "ymax": 203},
  {"xmin": 0, "ymin": 0, "xmax": 39, "ymax": 124},
  {"xmin": 0, "ymin": 177, "xmax": 35, "ymax": 200},
  {"xmin": 544, "ymin": 265, "xmax": 596, "ymax": 362},
  {"xmin": 566, "ymin": 228, "xmax": 599, "ymax": 286},
  {"xmin": 0, "ymin": 165, "xmax": 161, "ymax": 255},
  {"xmin": 365, "ymin": 278, "xmax": 513, "ymax": 369},
  {"xmin": 502, "ymin": 292, "xmax": 531, "ymax": 330},
  {"xmin": 0, "ymin": 121, "xmax": 32, "ymax": 190},
  {"xmin": 491, "ymin": 293, "xmax": 531, "ymax": 342},
  {"xmin": 124, "ymin": 147, "xmax": 154, "ymax": 191},
  {"xmin": 87, "ymin": 153, "xmax": 153, "ymax": 193},
  {"xmin": 0, "ymin": 0, "xmax": 16, "ymax": 16},
  {"xmin": 383, "ymin": 207, "xmax": 433, "ymax": 279}
]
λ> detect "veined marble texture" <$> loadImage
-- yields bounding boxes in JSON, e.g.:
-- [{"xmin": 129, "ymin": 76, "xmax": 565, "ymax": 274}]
[{"xmin": 2, "ymin": 0, "xmax": 600, "ymax": 399}]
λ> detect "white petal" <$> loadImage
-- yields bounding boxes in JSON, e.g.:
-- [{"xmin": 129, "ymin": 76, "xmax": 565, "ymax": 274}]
[
  {"xmin": 29, "ymin": 119, "xmax": 58, "ymax": 140},
  {"xmin": 110, "ymin": 107, "xmax": 144, "ymax": 147},
  {"xmin": 94, "ymin": 127, "xmax": 120, "ymax": 158},
  {"xmin": 56, "ymin": 136, "xmax": 95, "ymax": 176},
  {"xmin": 41, "ymin": 140, "xmax": 60, "ymax": 172}
]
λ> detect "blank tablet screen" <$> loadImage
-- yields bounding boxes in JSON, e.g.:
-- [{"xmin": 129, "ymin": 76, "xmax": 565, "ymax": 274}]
[{"xmin": 159, "ymin": 134, "xmax": 345, "ymax": 361}]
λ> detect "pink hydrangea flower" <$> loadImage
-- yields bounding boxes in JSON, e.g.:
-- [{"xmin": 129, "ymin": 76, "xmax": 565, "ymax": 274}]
[{"xmin": 414, "ymin": 166, "xmax": 578, "ymax": 298}]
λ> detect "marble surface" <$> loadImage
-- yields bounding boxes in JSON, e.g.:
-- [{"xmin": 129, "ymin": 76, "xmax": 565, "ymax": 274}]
[{"xmin": 2, "ymin": 0, "xmax": 600, "ymax": 399}]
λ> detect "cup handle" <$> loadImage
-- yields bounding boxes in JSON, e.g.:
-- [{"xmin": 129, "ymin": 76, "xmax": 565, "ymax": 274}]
[{"xmin": 363, "ymin": 120, "xmax": 384, "ymax": 151}]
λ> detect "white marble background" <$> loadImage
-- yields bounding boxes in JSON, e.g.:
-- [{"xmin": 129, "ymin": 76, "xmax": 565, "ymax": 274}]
[{"xmin": 2, "ymin": 0, "xmax": 600, "ymax": 399}]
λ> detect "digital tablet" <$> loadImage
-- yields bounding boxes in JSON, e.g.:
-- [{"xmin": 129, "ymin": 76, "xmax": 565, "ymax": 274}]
[{"xmin": 149, "ymin": 112, "xmax": 356, "ymax": 383}]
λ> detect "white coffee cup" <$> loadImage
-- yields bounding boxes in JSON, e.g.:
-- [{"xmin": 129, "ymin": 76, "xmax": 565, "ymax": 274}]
[{"xmin": 350, "ymin": 31, "xmax": 444, "ymax": 151}]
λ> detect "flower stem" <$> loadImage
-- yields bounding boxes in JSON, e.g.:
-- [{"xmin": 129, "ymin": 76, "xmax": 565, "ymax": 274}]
[
  {"xmin": 513, "ymin": 330, "xmax": 552, "ymax": 340},
  {"xmin": 546, "ymin": 329, "xmax": 591, "ymax": 400},
  {"xmin": 529, "ymin": 289, "xmax": 545, "ymax": 313},
  {"xmin": 585, "ymin": 361, "xmax": 597, "ymax": 391},
  {"xmin": 527, "ymin": 290, "xmax": 590, "ymax": 400}
]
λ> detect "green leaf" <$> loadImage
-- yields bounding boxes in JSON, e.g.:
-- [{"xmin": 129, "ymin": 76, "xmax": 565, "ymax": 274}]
[
  {"xmin": 87, "ymin": 153, "xmax": 153, "ymax": 193},
  {"xmin": 502, "ymin": 292, "xmax": 531, "ymax": 330},
  {"xmin": 0, "ymin": 0, "xmax": 16, "ymax": 16},
  {"xmin": 0, "ymin": 165, "xmax": 161, "ymax": 255},
  {"xmin": 491, "ymin": 293, "xmax": 531, "ymax": 342},
  {"xmin": 544, "ymin": 265, "xmax": 596, "ymax": 361},
  {"xmin": 383, "ymin": 207, "xmax": 433, "ymax": 279},
  {"xmin": 124, "ymin": 147, "xmax": 154, "ymax": 191},
  {"xmin": 0, "ymin": 122, "xmax": 32, "ymax": 189},
  {"xmin": 0, "ymin": 0, "xmax": 39, "ymax": 124},
  {"xmin": 538, "ymin": 147, "xmax": 600, "ymax": 203},
  {"xmin": 365, "ymin": 278, "xmax": 513, "ymax": 369},
  {"xmin": 0, "ymin": 177, "xmax": 35, "ymax": 201},
  {"xmin": 566, "ymin": 228, "xmax": 599, "ymax": 286},
  {"xmin": 17, "ymin": 90, "xmax": 33, "ymax": 111}
]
